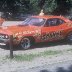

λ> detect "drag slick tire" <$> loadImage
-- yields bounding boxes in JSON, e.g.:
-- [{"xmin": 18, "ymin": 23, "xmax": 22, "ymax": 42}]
[{"xmin": 20, "ymin": 37, "xmax": 31, "ymax": 49}]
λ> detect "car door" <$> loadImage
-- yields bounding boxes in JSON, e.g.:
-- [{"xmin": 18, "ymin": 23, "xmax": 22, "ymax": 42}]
[{"xmin": 41, "ymin": 18, "xmax": 66, "ymax": 42}]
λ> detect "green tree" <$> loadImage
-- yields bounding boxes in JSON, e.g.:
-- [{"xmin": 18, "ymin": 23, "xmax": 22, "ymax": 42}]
[
  {"xmin": 52, "ymin": 0, "xmax": 72, "ymax": 15},
  {"xmin": 0, "ymin": 0, "xmax": 72, "ymax": 17},
  {"xmin": 29, "ymin": 0, "xmax": 40, "ymax": 14},
  {"xmin": 19, "ymin": 0, "xmax": 31, "ymax": 13},
  {"xmin": 43, "ymin": 0, "xmax": 57, "ymax": 14}
]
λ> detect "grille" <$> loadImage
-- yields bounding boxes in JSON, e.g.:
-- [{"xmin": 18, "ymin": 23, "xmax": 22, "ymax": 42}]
[{"xmin": 0, "ymin": 34, "xmax": 9, "ymax": 39}]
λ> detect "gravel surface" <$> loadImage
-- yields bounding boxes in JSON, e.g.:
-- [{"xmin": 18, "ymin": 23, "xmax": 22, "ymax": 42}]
[
  {"xmin": 23, "ymin": 60, "xmax": 72, "ymax": 72},
  {"xmin": 0, "ymin": 21, "xmax": 72, "ymax": 72},
  {"xmin": 0, "ymin": 44, "xmax": 72, "ymax": 72}
]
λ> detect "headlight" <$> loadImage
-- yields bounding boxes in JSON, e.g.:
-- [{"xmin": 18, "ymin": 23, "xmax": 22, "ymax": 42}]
[
  {"xmin": 5, "ymin": 35, "xmax": 9, "ymax": 39},
  {"xmin": 0, "ymin": 34, "xmax": 9, "ymax": 39}
]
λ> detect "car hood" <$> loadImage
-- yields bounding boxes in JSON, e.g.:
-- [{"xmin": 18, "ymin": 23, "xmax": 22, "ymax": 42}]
[{"xmin": 0, "ymin": 25, "xmax": 40, "ymax": 35}]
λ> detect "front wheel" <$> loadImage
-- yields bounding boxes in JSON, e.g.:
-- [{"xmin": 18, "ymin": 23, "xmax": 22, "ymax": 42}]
[{"xmin": 20, "ymin": 37, "xmax": 31, "ymax": 49}]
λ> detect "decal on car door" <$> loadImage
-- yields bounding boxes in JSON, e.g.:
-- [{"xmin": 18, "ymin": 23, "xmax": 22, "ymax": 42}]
[{"xmin": 41, "ymin": 30, "xmax": 63, "ymax": 41}]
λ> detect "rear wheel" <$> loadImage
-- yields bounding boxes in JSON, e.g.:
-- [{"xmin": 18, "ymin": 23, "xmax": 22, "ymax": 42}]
[{"xmin": 20, "ymin": 37, "xmax": 31, "ymax": 49}]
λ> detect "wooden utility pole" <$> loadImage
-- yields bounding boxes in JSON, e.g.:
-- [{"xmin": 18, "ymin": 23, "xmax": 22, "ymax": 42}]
[{"xmin": 9, "ymin": 35, "xmax": 13, "ymax": 59}]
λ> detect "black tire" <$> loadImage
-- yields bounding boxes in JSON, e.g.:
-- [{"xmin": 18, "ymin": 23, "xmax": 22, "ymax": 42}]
[
  {"xmin": 20, "ymin": 37, "xmax": 31, "ymax": 49},
  {"xmin": 67, "ymin": 32, "xmax": 72, "ymax": 43}
]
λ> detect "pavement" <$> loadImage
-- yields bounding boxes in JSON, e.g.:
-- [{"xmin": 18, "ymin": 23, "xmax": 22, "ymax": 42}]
[{"xmin": 22, "ymin": 60, "xmax": 72, "ymax": 72}]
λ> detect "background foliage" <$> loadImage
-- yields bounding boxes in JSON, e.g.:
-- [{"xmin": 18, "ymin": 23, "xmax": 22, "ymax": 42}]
[{"xmin": 0, "ymin": 0, "xmax": 72, "ymax": 19}]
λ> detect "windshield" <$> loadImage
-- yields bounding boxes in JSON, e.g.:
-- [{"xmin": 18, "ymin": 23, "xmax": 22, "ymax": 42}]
[{"xmin": 20, "ymin": 17, "xmax": 46, "ymax": 26}]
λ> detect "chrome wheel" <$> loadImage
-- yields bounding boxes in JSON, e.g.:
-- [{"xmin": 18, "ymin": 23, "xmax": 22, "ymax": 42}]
[{"xmin": 20, "ymin": 38, "xmax": 31, "ymax": 49}]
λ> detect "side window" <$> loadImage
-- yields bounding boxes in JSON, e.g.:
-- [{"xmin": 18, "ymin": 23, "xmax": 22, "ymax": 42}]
[
  {"xmin": 57, "ymin": 19, "xmax": 65, "ymax": 25},
  {"xmin": 45, "ymin": 18, "xmax": 65, "ymax": 27}
]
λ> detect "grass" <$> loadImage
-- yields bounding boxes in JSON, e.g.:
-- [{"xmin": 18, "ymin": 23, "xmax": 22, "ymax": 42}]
[
  {"xmin": 3, "ymin": 48, "xmax": 72, "ymax": 62},
  {"xmin": 67, "ymin": 49, "xmax": 72, "ymax": 52},
  {"xmin": 6, "ymin": 50, "xmax": 62, "ymax": 61}
]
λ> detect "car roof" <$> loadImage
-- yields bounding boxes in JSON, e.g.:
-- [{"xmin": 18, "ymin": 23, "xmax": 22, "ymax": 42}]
[
  {"xmin": 32, "ymin": 15, "xmax": 68, "ymax": 20},
  {"xmin": 32, "ymin": 15, "xmax": 70, "ymax": 22}
]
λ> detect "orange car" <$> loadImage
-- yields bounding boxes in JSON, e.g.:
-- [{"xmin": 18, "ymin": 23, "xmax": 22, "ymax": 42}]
[{"xmin": 0, "ymin": 15, "xmax": 72, "ymax": 49}]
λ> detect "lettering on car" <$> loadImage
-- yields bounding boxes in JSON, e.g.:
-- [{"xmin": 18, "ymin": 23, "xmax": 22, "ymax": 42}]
[{"xmin": 41, "ymin": 31, "xmax": 63, "ymax": 41}]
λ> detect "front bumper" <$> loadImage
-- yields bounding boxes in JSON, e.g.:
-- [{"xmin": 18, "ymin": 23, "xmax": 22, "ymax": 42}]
[
  {"xmin": 0, "ymin": 39, "xmax": 10, "ymax": 49},
  {"xmin": 0, "ymin": 38, "xmax": 20, "ymax": 50}
]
